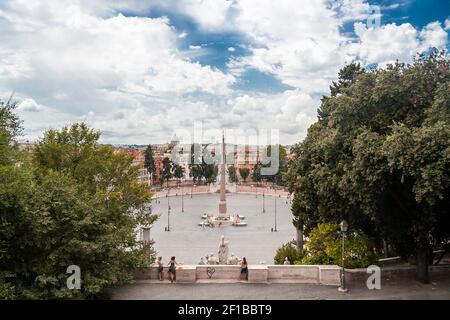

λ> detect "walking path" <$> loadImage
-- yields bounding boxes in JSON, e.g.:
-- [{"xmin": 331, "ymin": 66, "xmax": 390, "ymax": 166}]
[{"xmin": 109, "ymin": 278, "xmax": 450, "ymax": 300}]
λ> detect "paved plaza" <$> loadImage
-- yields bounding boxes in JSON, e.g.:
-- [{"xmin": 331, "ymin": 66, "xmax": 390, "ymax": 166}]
[
  {"xmin": 150, "ymin": 193, "xmax": 294, "ymax": 264},
  {"xmin": 110, "ymin": 278, "xmax": 450, "ymax": 300}
]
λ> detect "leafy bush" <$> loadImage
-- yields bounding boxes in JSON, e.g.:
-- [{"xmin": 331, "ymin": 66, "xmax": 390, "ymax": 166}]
[
  {"xmin": 295, "ymin": 223, "xmax": 378, "ymax": 268},
  {"xmin": 298, "ymin": 223, "xmax": 338, "ymax": 265},
  {"xmin": 274, "ymin": 242, "xmax": 304, "ymax": 264},
  {"xmin": 326, "ymin": 232, "xmax": 378, "ymax": 268}
]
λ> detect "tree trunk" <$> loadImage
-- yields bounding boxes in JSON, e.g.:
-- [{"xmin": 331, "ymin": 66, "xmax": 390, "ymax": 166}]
[
  {"xmin": 296, "ymin": 226, "xmax": 304, "ymax": 250},
  {"xmin": 416, "ymin": 239, "xmax": 430, "ymax": 284},
  {"xmin": 383, "ymin": 239, "xmax": 388, "ymax": 258}
]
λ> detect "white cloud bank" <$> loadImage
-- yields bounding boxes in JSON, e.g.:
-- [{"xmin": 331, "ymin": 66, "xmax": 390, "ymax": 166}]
[{"xmin": 0, "ymin": 0, "xmax": 448, "ymax": 144}]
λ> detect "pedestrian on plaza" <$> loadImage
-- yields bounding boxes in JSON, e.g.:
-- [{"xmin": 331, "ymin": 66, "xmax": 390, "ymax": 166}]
[
  {"xmin": 168, "ymin": 256, "xmax": 178, "ymax": 283},
  {"xmin": 156, "ymin": 256, "xmax": 164, "ymax": 281},
  {"xmin": 240, "ymin": 257, "xmax": 248, "ymax": 280}
]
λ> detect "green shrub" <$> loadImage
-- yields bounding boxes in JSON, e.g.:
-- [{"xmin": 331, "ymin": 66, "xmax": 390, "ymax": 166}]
[
  {"xmin": 326, "ymin": 233, "xmax": 378, "ymax": 268},
  {"xmin": 294, "ymin": 223, "xmax": 378, "ymax": 268},
  {"xmin": 274, "ymin": 242, "xmax": 304, "ymax": 264}
]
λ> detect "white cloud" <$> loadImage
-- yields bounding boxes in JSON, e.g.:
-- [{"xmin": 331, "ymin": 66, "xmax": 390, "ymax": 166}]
[
  {"xmin": 353, "ymin": 21, "xmax": 448, "ymax": 66},
  {"xmin": 334, "ymin": 0, "xmax": 372, "ymax": 22},
  {"xmin": 227, "ymin": 0, "xmax": 351, "ymax": 94},
  {"xmin": 227, "ymin": 90, "xmax": 318, "ymax": 141},
  {"xmin": 1, "ymin": 0, "xmax": 448, "ymax": 145},
  {"xmin": 419, "ymin": 21, "xmax": 448, "ymax": 50},
  {"xmin": 18, "ymin": 98, "xmax": 42, "ymax": 112},
  {"xmin": 0, "ymin": 0, "xmax": 235, "ymax": 143},
  {"xmin": 353, "ymin": 22, "xmax": 420, "ymax": 65},
  {"xmin": 445, "ymin": 19, "xmax": 450, "ymax": 31},
  {"xmin": 148, "ymin": 0, "xmax": 233, "ymax": 31}
]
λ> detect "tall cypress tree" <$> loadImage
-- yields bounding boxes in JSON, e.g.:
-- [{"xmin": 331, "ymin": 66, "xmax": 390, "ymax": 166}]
[{"xmin": 144, "ymin": 144, "xmax": 156, "ymax": 181}]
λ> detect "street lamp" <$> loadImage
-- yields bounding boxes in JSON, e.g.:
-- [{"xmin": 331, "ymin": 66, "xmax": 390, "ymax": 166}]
[
  {"xmin": 262, "ymin": 192, "xmax": 265, "ymax": 213},
  {"xmin": 338, "ymin": 219, "xmax": 349, "ymax": 293},
  {"xmin": 181, "ymin": 191, "xmax": 184, "ymax": 213},
  {"xmin": 274, "ymin": 186, "xmax": 277, "ymax": 232},
  {"xmin": 166, "ymin": 192, "xmax": 171, "ymax": 232},
  {"xmin": 179, "ymin": 182, "xmax": 184, "ymax": 213}
]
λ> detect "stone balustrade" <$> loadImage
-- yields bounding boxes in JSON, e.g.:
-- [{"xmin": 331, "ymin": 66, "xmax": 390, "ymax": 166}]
[{"xmin": 134, "ymin": 264, "xmax": 341, "ymax": 285}]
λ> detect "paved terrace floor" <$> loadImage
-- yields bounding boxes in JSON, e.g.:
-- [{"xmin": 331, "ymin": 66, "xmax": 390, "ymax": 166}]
[{"xmin": 109, "ymin": 278, "xmax": 450, "ymax": 300}]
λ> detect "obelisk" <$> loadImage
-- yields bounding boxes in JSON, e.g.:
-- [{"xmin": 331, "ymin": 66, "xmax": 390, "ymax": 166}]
[{"xmin": 218, "ymin": 132, "xmax": 228, "ymax": 219}]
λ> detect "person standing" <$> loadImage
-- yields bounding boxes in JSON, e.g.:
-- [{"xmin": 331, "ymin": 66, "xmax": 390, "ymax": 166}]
[
  {"xmin": 156, "ymin": 256, "xmax": 164, "ymax": 281},
  {"xmin": 240, "ymin": 257, "xmax": 248, "ymax": 281},
  {"xmin": 168, "ymin": 256, "xmax": 178, "ymax": 283}
]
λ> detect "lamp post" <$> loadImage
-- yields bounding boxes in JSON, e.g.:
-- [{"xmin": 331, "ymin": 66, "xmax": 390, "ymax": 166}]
[
  {"xmin": 338, "ymin": 219, "xmax": 349, "ymax": 293},
  {"xmin": 274, "ymin": 186, "xmax": 277, "ymax": 232},
  {"xmin": 179, "ymin": 181, "xmax": 184, "ymax": 213},
  {"xmin": 181, "ymin": 190, "xmax": 184, "ymax": 213},
  {"xmin": 262, "ymin": 192, "xmax": 265, "ymax": 213},
  {"xmin": 166, "ymin": 192, "xmax": 171, "ymax": 232}
]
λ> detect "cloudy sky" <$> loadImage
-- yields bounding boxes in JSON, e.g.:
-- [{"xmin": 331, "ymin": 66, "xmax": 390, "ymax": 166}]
[{"xmin": 0, "ymin": 0, "xmax": 449, "ymax": 145}]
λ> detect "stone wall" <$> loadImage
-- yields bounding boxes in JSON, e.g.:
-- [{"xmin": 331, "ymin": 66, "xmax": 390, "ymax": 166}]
[
  {"xmin": 345, "ymin": 264, "xmax": 450, "ymax": 284},
  {"xmin": 134, "ymin": 265, "xmax": 341, "ymax": 285}
]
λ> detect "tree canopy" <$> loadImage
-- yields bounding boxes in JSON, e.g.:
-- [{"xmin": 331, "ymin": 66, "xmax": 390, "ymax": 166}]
[
  {"xmin": 285, "ymin": 51, "xmax": 450, "ymax": 283},
  {"xmin": 0, "ymin": 109, "xmax": 157, "ymax": 298},
  {"xmin": 143, "ymin": 145, "xmax": 156, "ymax": 178}
]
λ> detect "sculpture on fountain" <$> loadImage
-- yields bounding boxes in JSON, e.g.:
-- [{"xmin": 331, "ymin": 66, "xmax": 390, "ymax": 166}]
[
  {"xmin": 207, "ymin": 253, "xmax": 219, "ymax": 265},
  {"xmin": 218, "ymin": 235, "xmax": 229, "ymax": 264},
  {"xmin": 227, "ymin": 253, "xmax": 240, "ymax": 265},
  {"xmin": 197, "ymin": 133, "xmax": 247, "ymax": 227},
  {"xmin": 198, "ymin": 236, "xmax": 243, "ymax": 265}
]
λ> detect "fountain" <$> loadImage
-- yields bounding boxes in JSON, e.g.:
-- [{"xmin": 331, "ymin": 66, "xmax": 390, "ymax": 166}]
[{"xmin": 198, "ymin": 133, "xmax": 247, "ymax": 227}]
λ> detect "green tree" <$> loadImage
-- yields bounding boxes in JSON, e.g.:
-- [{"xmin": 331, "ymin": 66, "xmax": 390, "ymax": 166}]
[
  {"xmin": 0, "ymin": 97, "xmax": 22, "ymax": 165},
  {"xmin": 252, "ymin": 162, "xmax": 262, "ymax": 183},
  {"xmin": 228, "ymin": 165, "xmax": 237, "ymax": 183},
  {"xmin": 32, "ymin": 123, "xmax": 158, "ymax": 297},
  {"xmin": 274, "ymin": 242, "xmax": 304, "ymax": 265},
  {"xmin": 143, "ymin": 145, "xmax": 156, "ymax": 182},
  {"xmin": 0, "ymin": 116, "xmax": 158, "ymax": 299},
  {"xmin": 173, "ymin": 163, "xmax": 185, "ymax": 184},
  {"xmin": 161, "ymin": 157, "xmax": 173, "ymax": 186},
  {"xmin": 298, "ymin": 223, "xmax": 377, "ymax": 268},
  {"xmin": 203, "ymin": 161, "xmax": 218, "ymax": 183},
  {"xmin": 286, "ymin": 51, "xmax": 450, "ymax": 282},
  {"xmin": 261, "ymin": 145, "xmax": 287, "ymax": 185},
  {"xmin": 189, "ymin": 143, "xmax": 203, "ymax": 183},
  {"xmin": 239, "ymin": 167, "xmax": 250, "ymax": 183}
]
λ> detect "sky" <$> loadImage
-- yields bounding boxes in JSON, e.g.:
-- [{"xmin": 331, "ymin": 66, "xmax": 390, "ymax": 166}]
[{"xmin": 0, "ymin": 0, "xmax": 449, "ymax": 145}]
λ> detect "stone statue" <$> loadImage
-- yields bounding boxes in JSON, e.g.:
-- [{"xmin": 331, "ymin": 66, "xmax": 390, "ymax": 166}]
[
  {"xmin": 218, "ymin": 235, "xmax": 229, "ymax": 264},
  {"xmin": 227, "ymin": 252, "xmax": 240, "ymax": 265},
  {"xmin": 198, "ymin": 256, "xmax": 207, "ymax": 265},
  {"xmin": 283, "ymin": 257, "xmax": 291, "ymax": 265},
  {"xmin": 208, "ymin": 253, "xmax": 219, "ymax": 265}
]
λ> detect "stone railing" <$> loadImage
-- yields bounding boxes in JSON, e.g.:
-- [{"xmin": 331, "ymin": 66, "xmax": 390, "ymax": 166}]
[
  {"xmin": 344, "ymin": 263, "xmax": 450, "ymax": 284},
  {"xmin": 134, "ymin": 265, "xmax": 341, "ymax": 285}
]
